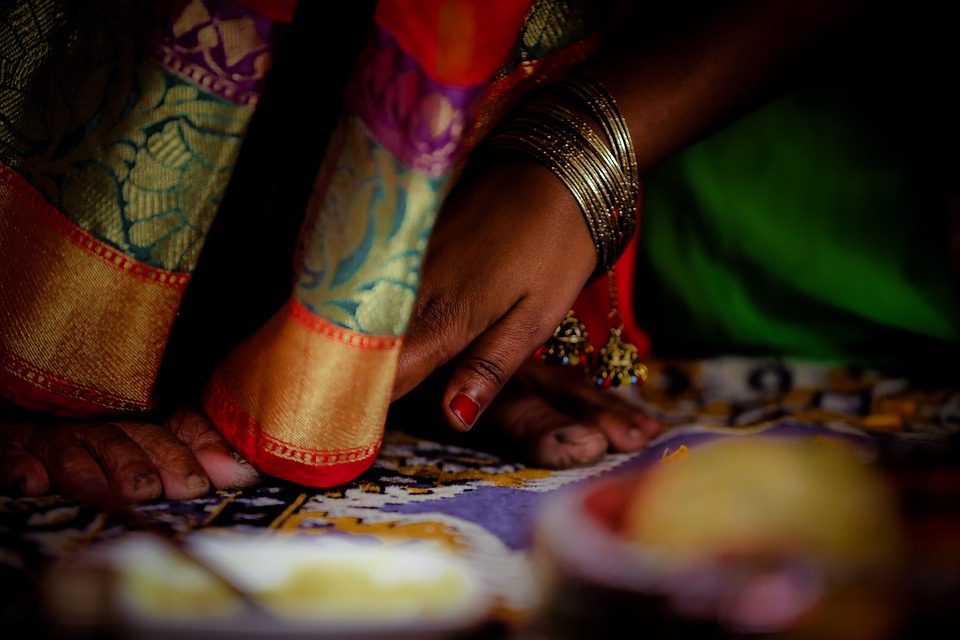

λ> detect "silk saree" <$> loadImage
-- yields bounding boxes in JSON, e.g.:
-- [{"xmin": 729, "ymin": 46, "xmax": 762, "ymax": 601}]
[{"xmin": 0, "ymin": 0, "xmax": 647, "ymax": 487}]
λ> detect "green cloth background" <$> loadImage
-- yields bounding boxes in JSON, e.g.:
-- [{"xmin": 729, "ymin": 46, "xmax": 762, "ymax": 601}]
[{"xmin": 639, "ymin": 83, "xmax": 959, "ymax": 365}]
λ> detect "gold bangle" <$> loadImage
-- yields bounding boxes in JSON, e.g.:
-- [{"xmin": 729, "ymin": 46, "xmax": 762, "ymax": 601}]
[{"xmin": 487, "ymin": 74, "xmax": 638, "ymax": 276}]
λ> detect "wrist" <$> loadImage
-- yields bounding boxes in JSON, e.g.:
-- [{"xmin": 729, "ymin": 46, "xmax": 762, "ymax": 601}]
[{"xmin": 486, "ymin": 75, "xmax": 639, "ymax": 278}]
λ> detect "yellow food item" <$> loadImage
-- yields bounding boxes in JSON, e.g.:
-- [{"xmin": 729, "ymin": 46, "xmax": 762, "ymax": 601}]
[
  {"xmin": 260, "ymin": 562, "xmax": 469, "ymax": 618},
  {"xmin": 121, "ymin": 542, "xmax": 474, "ymax": 620},
  {"xmin": 123, "ymin": 557, "xmax": 239, "ymax": 617},
  {"xmin": 623, "ymin": 437, "xmax": 902, "ymax": 569}
]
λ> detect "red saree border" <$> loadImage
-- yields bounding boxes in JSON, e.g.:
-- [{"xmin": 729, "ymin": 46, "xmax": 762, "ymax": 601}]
[
  {"xmin": 463, "ymin": 35, "xmax": 601, "ymax": 153},
  {"xmin": 0, "ymin": 349, "xmax": 147, "ymax": 415},
  {"xmin": 0, "ymin": 162, "xmax": 191, "ymax": 290},
  {"xmin": 612, "ymin": 236, "xmax": 650, "ymax": 358},
  {"xmin": 491, "ymin": 36, "xmax": 600, "ymax": 97},
  {"xmin": 288, "ymin": 298, "xmax": 401, "ymax": 350},
  {"xmin": 232, "ymin": 0, "xmax": 297, "ymax": 24},
  {"xmin": 573, "ymin": 237, "xmax": 650, "ymax": 358},
  {"xmin": 375, "ymin": 0, "xmax": 534, "ymax": 87},
  {"xmin": 204, "ymin": 375, "xmax": 381, "ymax": 487}
]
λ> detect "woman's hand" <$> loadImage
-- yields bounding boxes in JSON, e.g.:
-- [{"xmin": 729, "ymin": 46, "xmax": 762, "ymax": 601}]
[{"xmin": 392, "ymin": 158, "xmax": 597, "ymax": 431}]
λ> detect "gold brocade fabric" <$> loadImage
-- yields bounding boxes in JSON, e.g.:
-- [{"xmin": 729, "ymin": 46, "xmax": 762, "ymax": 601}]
[
  {"xmin": 0, "ymin": 0, "xmax": 251, "ymax": 272},
  {"xmin": 0, "ymin": 165, "xmax": 187, "ymax": 413},
  {"xmin": 210, "ymin": 301, "xmax": 399, "ymax": 459},
  {"xmin": 1, "ymin": 0, "xmax": 625, "ymax": 487},
  {"xmin": 0, "ymin": 0, "xmax": 262, "ymax": 413}
]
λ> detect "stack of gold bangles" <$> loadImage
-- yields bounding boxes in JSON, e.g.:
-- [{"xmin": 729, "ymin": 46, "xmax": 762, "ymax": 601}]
[
  {"xmin": 488, "ymin": 74, "xmax": 647, "ymax": 388},
  {"xmin": 488, "ymin": 75, "xmax": 638, "ymax": 278}
]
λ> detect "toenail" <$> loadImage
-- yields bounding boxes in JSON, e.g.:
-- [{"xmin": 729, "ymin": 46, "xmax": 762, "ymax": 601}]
[
  {"xmin": 185, "ymin": 473, "xmax": 209, "ymax": 492},
  {"xmin": 449, "ymin": 392, "xmax": 480, "ymax": 430},
  {"xmin": 639, "ymin": 417, "xmax": 660, "ymax": 434},
  {"xmin": 628, "ymin": 427, "xmax": 644, "ymax": 440},
  {"xmin": 132, "ymin": 472, "xmax": 159, "ymax": 492},
  {"xmin": 553, "ymin": 426, "xmax": 600, "ymax": 445}
]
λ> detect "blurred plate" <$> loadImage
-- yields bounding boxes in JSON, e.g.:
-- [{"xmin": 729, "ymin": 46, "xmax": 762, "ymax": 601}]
[
  {"xmin": 529, "ymin": 438, "xmax": 906, "ymax": 639},
  {"xmin": 45, "ymin": 533, "xmax": 491, "ymax": 640}
]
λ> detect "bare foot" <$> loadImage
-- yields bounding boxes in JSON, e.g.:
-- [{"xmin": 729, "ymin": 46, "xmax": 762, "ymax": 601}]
[
  {"xmin": 0, "ymin": 407, "xmax": 259, "ymax": 504},
  {"xmin": 393, "ymin": 359, "xmax": 660, "ymax": 469},
  {"xmin": 481, "ymin": 359, "xmax": 660, "ymax": 468}
]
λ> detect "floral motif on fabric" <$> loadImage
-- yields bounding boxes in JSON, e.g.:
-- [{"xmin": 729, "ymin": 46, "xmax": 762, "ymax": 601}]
[
  {"xmin": 294, "ymin": 116, "xmax": 448, "ymax": 336},
  {"xmin": 153, "ymin": 0, "xmax": 282, "ymax": 106},
  {"xmin": 349, "ymin": 27, "xmax": 485, "ymax": 177},
  {"xmin": 0, "ymin": 0, "xmax": 252, "ymax": 272}
]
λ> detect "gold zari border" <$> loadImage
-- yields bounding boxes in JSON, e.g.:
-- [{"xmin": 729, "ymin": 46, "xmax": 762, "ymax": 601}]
[{"xmin": 0, "ymin": 163, "xmax": 186, "ymax": 413}]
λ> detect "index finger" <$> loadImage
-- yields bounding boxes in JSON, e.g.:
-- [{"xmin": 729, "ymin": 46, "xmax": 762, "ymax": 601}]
[{"xmin": 392, "ymin": 290, "xmax": 477, "ymax": 401}]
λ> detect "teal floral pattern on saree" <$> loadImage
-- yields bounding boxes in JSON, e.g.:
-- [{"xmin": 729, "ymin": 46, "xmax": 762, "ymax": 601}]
[
  {"xmin": 0, "ymin": 0, "xmax": 254, "ymax": 272},
  {"xmin": 295, "ymin": 117, "xmax": 448, "ymax": 336}
]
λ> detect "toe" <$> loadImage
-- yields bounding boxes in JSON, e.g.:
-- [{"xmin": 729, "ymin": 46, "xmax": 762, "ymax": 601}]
[
  {"xmin": 167, "ymin": 409, "xmax": 259, "ymax": 489},
  {"xmin": 633, "ymin": 412, "xmax": 661, "ymax": 438},
  {"xmin": 486, "ymin": 391, "xmax": 608, "ymax": 468},
  {"xmin": 538, "ymin": 424, "xmax": 608, "ymax": 468},
  {"xmin": 119, "ymin": 423, "xmax": 211, "ymax": 500},
  {"xmin": 584, "ymin": 406, "xmax": 650, "ymax": 453},
  {"xmin": 0, "ymin": 446, "xmax": 49, "ymax": 496},
  {"xmin": 74, "ymin": 424, "xmax": 163, "ymax": 503},
  {"xmin": 0, "ymin": 424, "xmax": 49, "ymax": 496},
  {"xmin": 565, "ymin": 387, "xmax": 660, "ymax": 454},
  {"xmin": 523, "ymin": 359, "xmax": 661, "ymax": 449},
  {"xmin": 28, "ymin": 430, "xmax": 113, "ymax": 505}
]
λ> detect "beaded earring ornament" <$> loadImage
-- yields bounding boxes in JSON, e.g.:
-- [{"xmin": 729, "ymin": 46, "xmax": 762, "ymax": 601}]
[
  {"xmin": 593, "ymin": 270, "xmax": 647, "ymax": 388},
  {"xmin": 536, "ymin": 310, "xmax": 592, "ymax": 370},
  {"xmin": 541, "ymin": 272, "xmax": 647, "ymax": 388}
]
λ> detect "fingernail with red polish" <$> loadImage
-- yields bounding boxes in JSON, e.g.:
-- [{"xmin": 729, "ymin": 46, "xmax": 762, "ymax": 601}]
[{"xmin": 449, "ymin": 392, "xmax": 480, "ymax": 430}]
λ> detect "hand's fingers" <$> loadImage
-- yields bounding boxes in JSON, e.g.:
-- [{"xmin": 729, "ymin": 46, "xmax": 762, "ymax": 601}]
[
  {"xmin": 118, "ymin": 423, "xmax": 211, "ymax": 500},
  {"xmin": 167, "ymin": 409, "xmax": 259, "ymax": 489},
  {"xmin": 27, "ymin": 429, "xmax": 113, "ymax": 506},
  {"xmin": 442, "ymin": 299, "xmax": 559, "ymax": 431},
  {"xmin": 393, "ymin": 290, "xmax": 476, "ymax": 401},
  {"xmin": 0, "ymin": 444, "xmax": 49, "ymax": 496},
  {"xmin": 73, "ymin": 423, "xmax": 163, "ymax": 503}
]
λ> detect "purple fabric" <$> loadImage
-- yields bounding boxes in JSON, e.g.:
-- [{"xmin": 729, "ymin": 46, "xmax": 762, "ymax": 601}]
[
  {"xmin": 384, "ymin": 486, "xmax": 540, "ymax": 551},
  {"xmin": 386, "ymin": 421, "xmax": 876, "ymax": 552},
  {"xmin": 349, "ymin": 26, "xmax": 486, "ymax": 175},
  {"xmin": 153, "ymin": 0, "xmax": 281, "ymax": 105}
]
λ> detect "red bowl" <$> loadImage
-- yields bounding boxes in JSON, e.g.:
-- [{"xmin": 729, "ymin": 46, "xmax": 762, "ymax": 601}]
[{"xmin": 528, "ymin": 470, "xmax": 904, "ymax": 640}]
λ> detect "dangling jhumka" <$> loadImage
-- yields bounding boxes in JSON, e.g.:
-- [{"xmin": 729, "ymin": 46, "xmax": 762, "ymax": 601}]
[
  {"xmin": 537, "ymin": 310, "xmax": 593, "ymax": 368},
  {"xmin": 591, "ymin": 272, "xmax": 647, "ymax": 388},
  {"xmin": 538, "ymin": 272, "xmax": 647, "ymax": 388}
]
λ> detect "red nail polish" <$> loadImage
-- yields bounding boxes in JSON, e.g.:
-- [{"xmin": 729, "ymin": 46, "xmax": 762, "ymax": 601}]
[{"xmin": 449, "ymin": 392, "xmax": 480, "ymax": 429}]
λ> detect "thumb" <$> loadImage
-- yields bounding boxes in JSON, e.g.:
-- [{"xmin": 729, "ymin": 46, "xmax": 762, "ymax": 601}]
[{"xmin": 442, "ymin": 300, "xmax": 559, "ymax": 431}]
